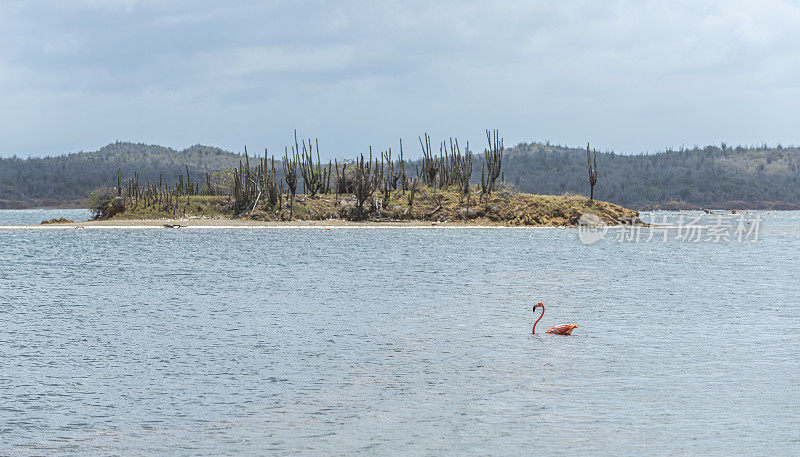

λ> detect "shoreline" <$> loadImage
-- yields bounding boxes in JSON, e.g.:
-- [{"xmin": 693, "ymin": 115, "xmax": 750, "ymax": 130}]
[
  {"xmin": 2, "ymin": 218, "xmax": 713, "ymax": 231},
  {"xmin": 3, "ymin": 193, "xmax": 648, "ymax": 229},
  {"xmin": 1, "ymin": 218, "xmax": 579, "ymax": 230}
]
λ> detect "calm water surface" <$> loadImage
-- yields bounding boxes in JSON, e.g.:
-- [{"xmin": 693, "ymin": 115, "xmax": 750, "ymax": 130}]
[
  {"xmin": 0, "ymin": 208, "xmax": 92, "ymax": 226},
  {"xmin": 0, "ymin": 210, "xmax": 798, "ymax": 455}
]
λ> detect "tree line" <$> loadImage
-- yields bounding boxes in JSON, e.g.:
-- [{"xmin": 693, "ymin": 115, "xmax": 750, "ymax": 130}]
[
  {"xmin": 499, "ymin": 142, "xmax": 800, "ymax": 207},
  {"xmin": 3, "ymin": 137, "xmax": 800, "ymax": 208},
  {"xmin": 0, "ymin": 142, "xmax": 239, "ymax": 202}
]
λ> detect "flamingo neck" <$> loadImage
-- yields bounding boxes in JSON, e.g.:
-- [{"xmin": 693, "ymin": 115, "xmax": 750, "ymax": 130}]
[{"xmin": 532, "ymin": 305, "xmax": 544, "ymax": 334}]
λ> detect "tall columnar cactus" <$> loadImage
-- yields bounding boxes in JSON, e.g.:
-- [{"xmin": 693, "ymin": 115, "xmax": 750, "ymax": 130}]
[
  {"xmin": 437, "ymin": 141, "xmax": 449, "ymax": 189},
  {"xmin": 334, "ymin": 159, "xmax": 351, "ymax": 195},
  {"xmin": 480, "ymin": 160, "xmax": 486, "ymax": 198},
  {"xmin": 419, "ymin": 133, "xmax": 439, "ymax": 186},
  {"xmin": 587, "ymin": 143, "xmax": 598, "ymax": 201},
  {"xmin": 455, "ymin": 140, "xmax": 472, "ymax": 202},
  {"xmin": 353, "ymin": 151, "xmax": 377, "ymax": 214},
  {"xmin": 283, "ymin": 147, "xmax": 298, "ymax": 219},
  {"xmin": 483, "ymin": 129, "xmax": 503, "ymax": 195},
  {"xmin": 205, "ymin": 172, "xmax": 214, "ymax": 196},
  {"xmin": 407, "ymin": 177, "xmax": 418, "ymax": 209},
  {"xmin": 185, "ymin": 165, "xmax": 192, "ymax": 203},
  {"xmin": 398, "ymin": 139, "xmax": 407, "ymax": 192},
  {"xmin": 293, "ymin": 132, "xmax": 330, "ymax": 197}
]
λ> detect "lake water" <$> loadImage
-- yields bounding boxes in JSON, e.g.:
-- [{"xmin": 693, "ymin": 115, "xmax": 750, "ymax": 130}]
[
  {"xmin": 0, "ymin": 208, "xmax": 92, "ymax": 226},
  {"xmin": 1, "ymin": 210, "xmax": 798, "ymax": 455}
]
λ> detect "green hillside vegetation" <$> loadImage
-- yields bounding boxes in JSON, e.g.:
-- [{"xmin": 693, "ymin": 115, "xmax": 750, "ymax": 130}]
[
  {"xmin": 0, "ymin": 142, "xmax": 241, "ymax": 204},
  {"xmin": 501, "ymin": 142, "xmax": 800, "ymax": 208},
  {"xmin": 3, "ymin": 139, "xmax": 800, "ymax": 209}
]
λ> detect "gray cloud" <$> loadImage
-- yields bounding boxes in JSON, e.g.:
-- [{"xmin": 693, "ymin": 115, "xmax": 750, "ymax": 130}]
[{"xmin": 2, "ymin": 0, "xmax": 800, "ymax": 157}]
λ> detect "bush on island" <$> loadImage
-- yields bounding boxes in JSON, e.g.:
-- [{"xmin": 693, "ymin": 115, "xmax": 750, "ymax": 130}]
[{"xmin": 89, "ymin": 187, "xmax": 124, "ymax": 219}]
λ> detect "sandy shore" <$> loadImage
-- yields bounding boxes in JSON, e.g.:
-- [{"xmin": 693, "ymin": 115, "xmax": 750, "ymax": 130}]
[{"xmin": 1, "ymin": 217, "xmax": 574, "ymax": 230}]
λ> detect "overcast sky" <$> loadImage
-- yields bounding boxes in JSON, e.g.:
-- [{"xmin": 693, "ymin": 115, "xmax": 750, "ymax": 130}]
[{"xmin": 2, "ymin": 0, "xmax": 799, "ymax": 158}]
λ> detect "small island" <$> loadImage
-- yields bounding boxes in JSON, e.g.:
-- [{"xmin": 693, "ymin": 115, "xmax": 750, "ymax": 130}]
[
  {"xmin": 42, "ymin": 131, "xmax": 640, "ymax": 228},
  {"xmin": 80, "ymin": 190, "xmax": 639, "ymax": 227}
]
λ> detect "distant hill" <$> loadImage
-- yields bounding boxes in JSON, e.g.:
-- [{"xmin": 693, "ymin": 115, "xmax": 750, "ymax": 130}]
[
  {"xmin": 0, "ymin": 142, "xmax": 243, "ymax": 206},
  {"xmin": 500, "ymin": 143, "xmax": 800, "ymax": 209},
  {"xmin": 2, "ymin": 140, "xmax": 800, "ymax": 209}
]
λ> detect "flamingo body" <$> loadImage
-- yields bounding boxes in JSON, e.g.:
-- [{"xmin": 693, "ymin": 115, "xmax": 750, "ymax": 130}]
[
  {"xmin": 545, "ymin": 324, "xmax": 579, "ymax": 335},
  {"xmin": 532, "ymin": 302, "xmax": 578, "ymax": 336}
]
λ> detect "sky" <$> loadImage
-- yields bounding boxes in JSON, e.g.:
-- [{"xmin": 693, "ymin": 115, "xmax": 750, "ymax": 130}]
[{"xmin": 2, "ymin": 0, "xmax": 800, "ymax": 158}]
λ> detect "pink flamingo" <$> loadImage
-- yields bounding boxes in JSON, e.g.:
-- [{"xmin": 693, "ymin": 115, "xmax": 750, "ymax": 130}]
[{"xmin": 532, "ymin": 302, "xmax": 579, "ymax": 335}]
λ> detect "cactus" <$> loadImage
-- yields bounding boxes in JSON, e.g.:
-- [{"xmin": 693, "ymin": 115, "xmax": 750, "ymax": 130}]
[
  {"xmin": 353, "ymin": 151, "xmax": 377, "ymax": 216},
  {"xmin": 283, "ymin": 147, "xmax": 298, "ymax": 219},
  {"xmin": 294, "ymin": 132, "xmax": 329, "ymax": 197},
  {"xmin": 587, "ymin": 143, "xmax": 598, "ymax": 201},
  {"xmin": 399, "ymin": 139, "xmax": 407, "ymax": 192},
  {"xmin": 419, "ymin": 133, "xmax": 439, "ymax": 186},
  {"xmin": 407, "ymin": 177, "xmax": 418, "ymax": 208},
  {"xmin": 483, "ymin": 129, "xmax": 503, "ymax": 195}
]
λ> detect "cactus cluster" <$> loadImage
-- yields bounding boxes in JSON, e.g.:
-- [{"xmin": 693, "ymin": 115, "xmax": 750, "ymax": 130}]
[{"xmin": 111, "ymin": 129, "xmax": 517, "ymax": 220}]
